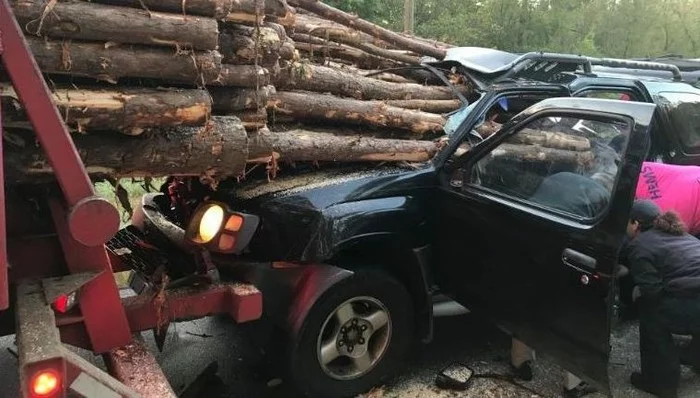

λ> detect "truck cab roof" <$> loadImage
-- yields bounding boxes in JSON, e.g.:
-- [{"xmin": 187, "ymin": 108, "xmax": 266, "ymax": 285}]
[{"xmin": 421, "ymin": 46, "xmax": 700, "ymax": 166}]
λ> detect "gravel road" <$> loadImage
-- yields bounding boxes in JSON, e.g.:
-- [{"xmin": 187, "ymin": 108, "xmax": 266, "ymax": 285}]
[{"xmin": 1, "ymin": 306, "xmax": 699, "ymax": 397}]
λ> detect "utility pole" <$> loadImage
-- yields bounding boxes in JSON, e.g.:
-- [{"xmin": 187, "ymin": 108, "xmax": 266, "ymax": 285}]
[{"xmin": 403, "ymin": 0, "xmax": 415, "ymax": 34}]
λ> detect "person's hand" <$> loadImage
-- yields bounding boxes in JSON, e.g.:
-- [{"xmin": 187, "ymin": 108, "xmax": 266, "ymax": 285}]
[{"xmin": 632, "ymin": 286, "xmax": 641, "ymax": 302}]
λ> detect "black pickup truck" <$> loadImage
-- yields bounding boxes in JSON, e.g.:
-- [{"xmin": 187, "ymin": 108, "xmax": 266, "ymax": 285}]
[{"xmin": 113, "ymin": 48, "xmax": 700, "ymax": 397}]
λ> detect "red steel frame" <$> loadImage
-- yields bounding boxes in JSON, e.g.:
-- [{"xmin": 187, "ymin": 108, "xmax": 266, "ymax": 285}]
[{"xmin": 0, "ymin": 1, "xmax": 263, "ymax": 395}]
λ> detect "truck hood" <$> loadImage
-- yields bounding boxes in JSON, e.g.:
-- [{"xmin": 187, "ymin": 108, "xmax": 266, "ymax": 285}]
[
  {"xmin": 212, "ymin": 164, "xmax": 435, "ymax": 262},
  {"xmin": 222, "ymin": 165, "xmax": 428, "ymax": 210}
]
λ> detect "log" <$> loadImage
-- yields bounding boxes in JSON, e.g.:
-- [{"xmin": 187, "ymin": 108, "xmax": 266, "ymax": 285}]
[
  {"xmin": 92, "ymin": 0, "xmax": 232, "ymax": 18},
  {"xmin": 264, "ymin": 22, "xmax": 288, "ymax": 42},
  {"xmin": 11, "ymin": 0, "xmax": 218, "ymax": 50},
  {"xmin": 4, "ymin": 118, "xmax": 437, "ymax": 182},
  {"xmin": 397, "ymin": 32, "xmax": 455, "ymax": 51},
  {"xmin": 216, "ymin": 64, "xmax": 272, "ymax": 87},
  {"xmin": 93, "ymin": 0, "xmax": 293, "ymax": 20},
  {"xmin": 292, "ymin": 13, "xmax": 385, "ymax": 49},
  {"xmin": 248, "ymin": 127, "xmax": 438, "ymax": 163},
  {"xmin": 26, "ymin": 37, "xmax": 269, "ymax": 87},
  {"xmin": 268, "ymin": 91, "xmax": 445, "ymax": 134},
  {"xmin": 210, "ymin": 85, "xmax": 275, "ymax": 111},
  {"xmin": 274, "ymin": 62, "xmax": 468, "ymax": 100},
  {"xmin": 279, "ymin": 39, "xmax": 297, "ymax": 61},
  {"xmin": 0, "ymin": 84, "xmax": 211, "ymax": 135},
  {"xmin": 488, "ymin": 144, "xmax": 594, "ymax": 168},
  {"xmin": 219, "ymin": 25, "xmax": 281, "ymax": 66},
  {"xmin": 292, "ymin": 34, "xmax": 397, "ymax": 69},
  {"xmin": 364, "ymin": 73, "xmax": 415, "ymax": 84},
  {"xmin": 292, "ymin": 14, "xmax": 420, "ymax": 65},
  {"xmin": 509, "ymin": 129, "xmax": 591, "ymax": 151},
  {"xmin": 385, "ymin": 99, "xmax": 462, "ymax": 114},
  {"xmin": 289, "ymin": 0, "xmax": 446, "ymax": 59},
  {"xmin": 4, "ymin": 116, "xmax": 248, "ymax": 182},
  {"xmin": 237, "ymin": 108, "xmax": 269, "ymax": 130},
  {"xmin": 300, "ymin": 61, "xmax": 417, "ymax": 83},
  {"xmin": 227, "ymin": 0, "xmax": 295, "ymax": 21}
]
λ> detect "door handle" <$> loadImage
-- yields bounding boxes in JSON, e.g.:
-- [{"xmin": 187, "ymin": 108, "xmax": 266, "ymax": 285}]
[{"xmin": 562, "ymin": 248, "xmax": 597, "ymax": 274}]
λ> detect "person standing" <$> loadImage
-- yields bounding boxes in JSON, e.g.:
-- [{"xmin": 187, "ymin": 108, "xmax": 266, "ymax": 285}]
[
  {"xmin": 625, "ymin": 200, "xmax": 700, "ymax": 398},
  {"xmin": 635, "ymin": 162, "xmax": 700, "ymax": 237}
]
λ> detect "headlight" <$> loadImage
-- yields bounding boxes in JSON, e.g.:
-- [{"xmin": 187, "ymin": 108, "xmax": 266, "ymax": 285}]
[
  {"xmin": 198, "ymin": 205, "xmax": 224, "ymax": 243},
  {"xmin": 185, "ymin": 201, "xmax": 260, "ymax": 253}
]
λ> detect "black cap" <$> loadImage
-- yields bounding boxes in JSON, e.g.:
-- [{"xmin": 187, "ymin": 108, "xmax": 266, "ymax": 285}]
[{"xmin": 630, "ymin": 199, "xmax": 661, "ymax": 230}]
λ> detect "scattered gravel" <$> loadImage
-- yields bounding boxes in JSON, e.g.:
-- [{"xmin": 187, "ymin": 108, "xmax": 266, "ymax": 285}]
[{"xmin": 2, "ymin": 303, "xmax": 699, "ymax": 397}]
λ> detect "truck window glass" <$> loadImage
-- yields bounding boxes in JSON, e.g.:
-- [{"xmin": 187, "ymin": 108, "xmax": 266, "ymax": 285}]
[
  {"xmin": 466, "ymin": 115, "xmax": 630, "ymax": 220},
  {"xmin": 444, "ymin": 94, "xmax": 483, "ymax": 136},
  {"xmin": 654, "ymin": 91, "xmax": 700, "ymax": 151},
  {"xmin": 578, "ymin": 89, "xmax": 638, "ymax": 101}
]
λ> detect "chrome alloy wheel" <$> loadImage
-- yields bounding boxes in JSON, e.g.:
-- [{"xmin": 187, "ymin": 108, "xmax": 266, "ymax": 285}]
[{"xmin": 316, "ymin": 296, "xmax": 392, "ymax": 380}]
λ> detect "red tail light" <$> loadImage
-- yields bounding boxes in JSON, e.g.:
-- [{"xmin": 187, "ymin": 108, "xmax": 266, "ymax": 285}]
[
  {"xmin": 30, "ymin": 369, "xmax": 61, "ymax": 396},
  {"xmin": 51, "ymin": 292, "xmax": 77, "ymax": 314}
]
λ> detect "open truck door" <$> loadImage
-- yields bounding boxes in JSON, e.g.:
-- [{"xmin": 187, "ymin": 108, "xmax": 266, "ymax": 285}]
[{"xmin": 432, "ymin": 97, "xmax": 656, "ymax": 393}]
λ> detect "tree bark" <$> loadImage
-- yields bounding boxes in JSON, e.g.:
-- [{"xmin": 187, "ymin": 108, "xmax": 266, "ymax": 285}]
[
  {"xmin": 279, "ymin": 38, "xmax": 297, "ymax": 61},
  {"xmin": 11, "ymin": 0, "xmax": 218, "ymax": 50},
  {"xmin": 288, "ymin": 0, "xmax": 446, "ymax": 59},
  {"xmin": 219, "ymin": 25, "xmax": 281, "ymax": 66},
  {"xmin": 292, "ymin": 13, "xmax": 420, "ymax": 65},
  {"xmin": 274, "ymin": 62, "xmax": 468, "ymax": 100},
  {"xmin": 364, "ymin": 72, "xmax": 414, "ymax": 84},
  {"xmin": 292, "ymin": 13, "xmax": 386, "ymax": 49},
  {"xmin": 248, "ymin": 127, "xmax": 438, "ymax": 163},
  {"xmin": 4, "ymin": 116, "xmax": 248, "ymax": 182},
  {"xmin": 0, "ymin": 83, "xmax": 211, "ymax": 135},
  {"xmin": 385, "ymin": 99, "xmax": 462, "ymax": 113},
  {"xmin": 94, "ymin": 0, "xmax": 293, "ymax": 19},
  {"xmin": 210, "ymin": 85, "xmax": 275, "ymax": 112},
  {"xmin": 216, "ymin": 64, "xmax": 272, "ymax": 87},
  {"xmin": 236, "ymin": 108, "xmax": 269, "ymax": 130},
  {"xmin": 26, "ymin": 37, "xmax": 269, "ymax": 87},
  {"xmin": 269, "ymin": 91, "xmax": 445, "ymax": 134},
  {"xmin": 293, "ymin": 37, "xmax": 397, "ymax": 70},
  {"xmin": 220, "ymin": 0, "xmax": 296, "ymax": 26}
]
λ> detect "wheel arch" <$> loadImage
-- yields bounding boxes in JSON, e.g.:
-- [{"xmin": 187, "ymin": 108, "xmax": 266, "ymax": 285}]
[{"xmin": 326, "ymin": 233, "xmax": 435, "ymax": 343}]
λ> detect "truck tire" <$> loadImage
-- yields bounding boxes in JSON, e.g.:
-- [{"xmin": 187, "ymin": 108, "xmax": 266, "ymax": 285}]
[{"xmin": 288, "ymin": 270, "xmax": 414, "ymax": 398}]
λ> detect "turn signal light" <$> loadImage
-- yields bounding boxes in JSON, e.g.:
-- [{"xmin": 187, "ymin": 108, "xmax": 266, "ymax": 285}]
[{"xmin": 30, "ymin": 370, "xmax": 61, "ymax": 396}]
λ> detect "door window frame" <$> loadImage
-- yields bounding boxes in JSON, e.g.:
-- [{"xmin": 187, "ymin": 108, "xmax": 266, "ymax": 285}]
[{"xmin": 445, "ymin": 108, "xmax": 637, "ymax": 227}]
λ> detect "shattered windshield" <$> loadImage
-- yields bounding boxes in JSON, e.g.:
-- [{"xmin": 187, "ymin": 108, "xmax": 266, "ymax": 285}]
[
  {"xmin": 654, "ymin": 91, "xmax": 700, "ymax": 150},
  {"xmin": 444, "ymin": 94, "xmax": 484, "ymax": 136}
]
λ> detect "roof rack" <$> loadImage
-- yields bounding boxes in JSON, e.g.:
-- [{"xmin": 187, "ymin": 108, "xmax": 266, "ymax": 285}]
[
  {"xmin": 424, "ymin": 47, "xmax": 686, "ymax": 87},
  {"xmin": 586, "ymin": 57, "xmax": 682, "ymax": 81},
  {"xmin": 498, "ymin": 52, "xmax": 683, "ymax": 82}
]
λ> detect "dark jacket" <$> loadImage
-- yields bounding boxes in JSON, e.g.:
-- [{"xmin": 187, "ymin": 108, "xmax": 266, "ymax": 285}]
[{"xmin": 626, "ymin": 229, "xmax": 700, "ymax": 298}]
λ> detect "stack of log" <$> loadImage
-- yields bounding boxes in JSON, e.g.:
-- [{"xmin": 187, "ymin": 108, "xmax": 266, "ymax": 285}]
[{"xmin": 2, "ymin": 0, "xmax": 474, "ymax": 184}]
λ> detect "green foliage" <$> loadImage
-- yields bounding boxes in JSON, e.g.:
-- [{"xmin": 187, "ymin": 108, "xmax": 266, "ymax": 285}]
[{"xmin": 325, "ymin": 0, "xmax": 700, "ymax": 58}]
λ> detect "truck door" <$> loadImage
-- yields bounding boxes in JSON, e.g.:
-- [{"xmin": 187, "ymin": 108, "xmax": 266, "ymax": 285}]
[{"xmin": 432, "ymin": 97, "xmax": 656, "ymax": 392}]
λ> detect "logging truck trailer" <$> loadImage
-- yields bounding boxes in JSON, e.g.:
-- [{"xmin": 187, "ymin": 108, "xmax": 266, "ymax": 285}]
[
  {"xmin": 2, "ymin": 1, "xmax": 699, "ymax": 394},
  {"xmin": 0, "ymin": 1, "xmax": 265, "ymax": 397}
]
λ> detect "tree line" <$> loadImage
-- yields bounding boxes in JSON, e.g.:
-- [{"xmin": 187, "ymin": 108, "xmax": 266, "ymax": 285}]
[{"xmin": 324, "ymin": 0, "xmax": 700, "ymax": 58}]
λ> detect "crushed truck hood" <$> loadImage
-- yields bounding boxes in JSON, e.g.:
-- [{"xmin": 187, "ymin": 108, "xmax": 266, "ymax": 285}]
[{"xmin": 213, "ymin": 164, "xmax": 435, "ymax": 262}]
